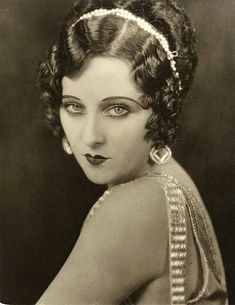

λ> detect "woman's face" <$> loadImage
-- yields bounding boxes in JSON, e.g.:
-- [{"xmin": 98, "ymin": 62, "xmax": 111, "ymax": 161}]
[{"xmin": 60, "ymin": 56, "xmax": 154, "ymax": 187}]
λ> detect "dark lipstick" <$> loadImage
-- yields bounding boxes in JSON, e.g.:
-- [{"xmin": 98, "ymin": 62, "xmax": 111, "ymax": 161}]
[{"xmin": 84, "ymin": 154, "xmax": 109, "ymax": 165}]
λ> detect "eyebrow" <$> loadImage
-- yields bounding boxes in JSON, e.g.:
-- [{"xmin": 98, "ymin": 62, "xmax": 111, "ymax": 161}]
[
  {"xmin": 62, "ymin": 95, "xmax": 81, "ymax": 102},
  {"xmin": 102, "ymin": 96, "xmax": 140, "ymax": 105},
  {"xmin": 62, "ymin": 95, "xmax": 140, "ymax": 105}
]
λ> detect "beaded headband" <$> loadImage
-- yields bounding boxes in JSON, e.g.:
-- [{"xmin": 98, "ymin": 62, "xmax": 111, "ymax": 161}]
[{"xmin": 71, "ymin": 8, "xmax": 182, "ymax": 91}]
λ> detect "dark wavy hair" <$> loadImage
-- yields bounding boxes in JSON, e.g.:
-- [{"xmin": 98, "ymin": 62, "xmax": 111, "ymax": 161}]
[{"xmin": 37, "ymin": 0, "xmax": 198, "ymax": 149}]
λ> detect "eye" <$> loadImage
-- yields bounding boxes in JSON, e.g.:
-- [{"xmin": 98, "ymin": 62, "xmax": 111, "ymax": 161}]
[
  {"xmin": 104, "ymin": 104, "xmax": 129, "ymax": 117},
  {"xmin": 64, "ymin": 103, "xmax": 84, "ymax": 114}
]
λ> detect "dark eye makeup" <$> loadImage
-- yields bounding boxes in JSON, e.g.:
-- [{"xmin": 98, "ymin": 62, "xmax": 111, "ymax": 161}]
[
  {"xmin": 61, "ymin": 95, "xmax": 144, "ymax": 117},
  {"xmin": 103, "ymin": 104, "xmax": 130, "ymax": 117}
]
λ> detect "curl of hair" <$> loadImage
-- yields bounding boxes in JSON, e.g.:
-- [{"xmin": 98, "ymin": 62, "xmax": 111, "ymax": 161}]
[
  {"xmin": 37, "ymin": 0, "xmax": 198, "ymax": 148},
  {"xmin": 37, "ymin": 45, "xmax": 63, "ymax": 137}
]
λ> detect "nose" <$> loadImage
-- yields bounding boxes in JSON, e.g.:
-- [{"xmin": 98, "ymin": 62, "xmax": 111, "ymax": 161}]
[{"xmin": 81, "ymin": 115, "xmax": 105, "ymax": 148}]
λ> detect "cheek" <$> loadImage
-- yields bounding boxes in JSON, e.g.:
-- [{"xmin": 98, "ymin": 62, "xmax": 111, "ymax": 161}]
[
  {"xmin": 109, "ymin": 121, "xmax": 151, "ymax": 156},
  {"xmin": 59, "ymin": 107, "xmax": 68, "ymax": 131},
  {"xmin": 59, "ymin": 108, "xmax": 80, "ymax": 140}
]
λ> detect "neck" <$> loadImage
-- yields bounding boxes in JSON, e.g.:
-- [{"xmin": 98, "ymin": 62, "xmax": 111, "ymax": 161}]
[{"xmin": 107, "ymin": 159, "xmax": 178, "ymax": 189}]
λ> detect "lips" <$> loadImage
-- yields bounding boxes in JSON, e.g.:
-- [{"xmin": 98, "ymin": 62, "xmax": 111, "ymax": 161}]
[{"xmin": 84, "ymin": 153, "xmax": 109, "ymax": 165}]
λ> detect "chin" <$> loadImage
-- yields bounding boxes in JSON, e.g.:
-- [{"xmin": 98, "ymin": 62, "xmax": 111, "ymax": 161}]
[
  {"xmin": 83, "ymin": 171, "xmax": 112, "ymax": 186},
  {"xmin": 78, "ymin": 161, "xmax": 137, "ymax": 187}
]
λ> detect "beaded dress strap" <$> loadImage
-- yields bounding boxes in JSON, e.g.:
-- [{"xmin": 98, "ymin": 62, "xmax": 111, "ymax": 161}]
[
  {"xmin": 153, "ymin": 174, "xmax": 187, "ymax": 305},
  {"xmin": 82, "ymin": 173, "xmax": 187, "ymax": 305}
]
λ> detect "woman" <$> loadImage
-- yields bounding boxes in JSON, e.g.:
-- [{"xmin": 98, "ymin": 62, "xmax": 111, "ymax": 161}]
[{"xmin": 36, "ymin": 0, "xmax": 228, "ymax": 304}]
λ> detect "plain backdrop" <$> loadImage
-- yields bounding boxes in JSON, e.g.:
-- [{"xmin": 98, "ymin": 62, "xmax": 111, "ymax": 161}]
[{"xmin": 0, "ymin": 0, "xmax": 235, "ymax": 304}]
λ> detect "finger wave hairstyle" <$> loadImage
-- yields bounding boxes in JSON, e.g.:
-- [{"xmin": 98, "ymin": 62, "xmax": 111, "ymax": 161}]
[{"xmin": 37, "ymin": 0, "xmax": 198, "ymax": 149}]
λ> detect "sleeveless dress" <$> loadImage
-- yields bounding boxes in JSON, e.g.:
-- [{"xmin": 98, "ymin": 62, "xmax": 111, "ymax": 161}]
[{"xmin": 83, "ymin": 172, "xmax": 228, "ymax": 305}]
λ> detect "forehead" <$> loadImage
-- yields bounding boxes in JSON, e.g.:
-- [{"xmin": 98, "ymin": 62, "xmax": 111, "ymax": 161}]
[{"xmin": 62, "ymin": 56, "xmax": 143, "ymax": 100}]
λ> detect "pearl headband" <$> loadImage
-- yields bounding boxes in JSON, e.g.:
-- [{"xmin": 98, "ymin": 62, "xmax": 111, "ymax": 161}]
[{"xmin": 71, "ymin": 8, "xmax": 182, "ymax": 91}]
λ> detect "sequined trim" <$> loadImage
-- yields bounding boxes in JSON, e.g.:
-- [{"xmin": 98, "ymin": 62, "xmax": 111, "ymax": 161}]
[
  {"xmin": 184, "ymin": 194, "xmax": 209, "ymax": 304},
  {"xmin": 155, "ymin": 174, "xmax": 187, "ymax": 305},
  {"xmin": 159, "ymin": 173, "xmax": 210, "ymax": 304}
]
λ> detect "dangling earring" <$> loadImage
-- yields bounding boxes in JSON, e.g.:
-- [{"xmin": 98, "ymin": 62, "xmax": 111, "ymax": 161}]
[
  {"xmin": 62, "ymin": 136, "xmax": 73, "ymax": 155},
  {"xmin": 149, "ymin": 145, "xmax": 172, "ymax": 165}
]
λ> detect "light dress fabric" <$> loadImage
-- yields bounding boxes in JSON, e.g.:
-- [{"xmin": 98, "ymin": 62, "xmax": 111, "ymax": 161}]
[{"xmin": 83, "ymin": 172, "xmax": 228, "ymax": 305}]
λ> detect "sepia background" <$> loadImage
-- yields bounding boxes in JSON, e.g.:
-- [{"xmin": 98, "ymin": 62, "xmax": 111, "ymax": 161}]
[{"xmin": 1, "ymin": 0, "xmax": 235, "ymax": 304}]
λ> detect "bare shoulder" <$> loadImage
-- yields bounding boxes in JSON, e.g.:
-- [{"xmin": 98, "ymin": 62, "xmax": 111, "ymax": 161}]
[
  {"xmin": 36, "ymin": 177, "xmax": 169, "ymax": 304},
  {"xmin": 84, "ymin": 176, "xmax": 168, "ymax": 241},
  {"xmin": 80, "ymin": 176, "xmax": 169, "ymax": 276}
]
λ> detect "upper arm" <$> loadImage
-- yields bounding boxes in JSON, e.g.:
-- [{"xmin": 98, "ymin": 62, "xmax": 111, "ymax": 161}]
[{"xmin": 37, "ymin": 178, "xmax": 168, "ymax": 305}]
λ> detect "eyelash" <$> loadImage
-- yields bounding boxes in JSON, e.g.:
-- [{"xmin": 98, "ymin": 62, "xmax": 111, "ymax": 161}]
[
  {"xmin": 63, "ymin": 103, "xmax": 130, "ymax": 117},
  {"xmin": 104, "ymin": 104, "xmax": 129, "ymax": 117},
  {"xmin": 64, "ymin": 103, "xmax": 84, "ymax": 115}
]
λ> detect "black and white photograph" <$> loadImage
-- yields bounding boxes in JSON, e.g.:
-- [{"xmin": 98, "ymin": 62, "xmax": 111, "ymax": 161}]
[{"xmin": 0, "ymin": 0, "xmax": 234, "ymax": 304}]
